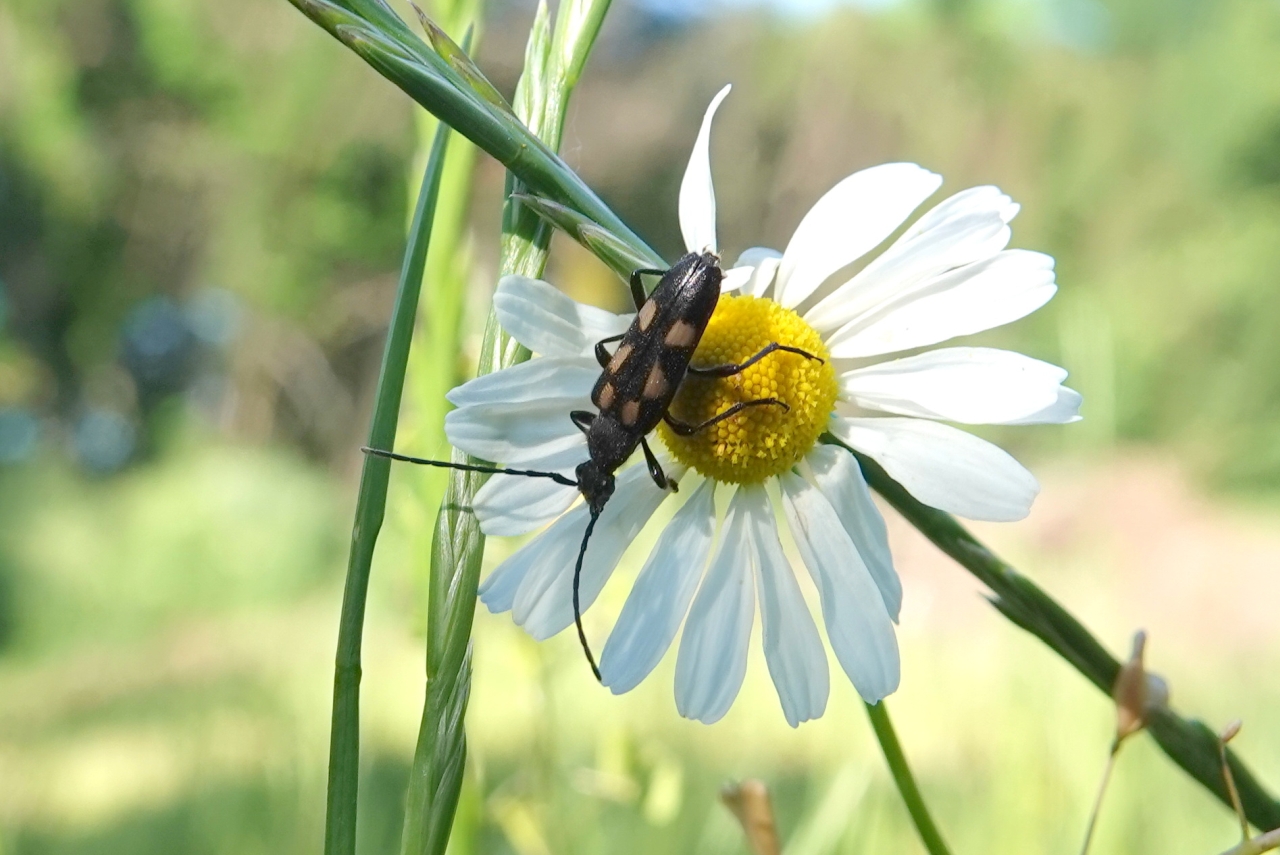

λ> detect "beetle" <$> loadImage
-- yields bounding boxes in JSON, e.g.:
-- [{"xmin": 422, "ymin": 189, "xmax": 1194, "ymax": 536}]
[{"xmin": 367, "ymin": 251, "xmax": 821, "ymax": 680}]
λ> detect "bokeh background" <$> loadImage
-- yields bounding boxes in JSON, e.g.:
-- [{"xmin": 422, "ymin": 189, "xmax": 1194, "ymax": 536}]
[{"xmin": 2, "ymin": 0, "xmax": 1279, "ymax": 852}]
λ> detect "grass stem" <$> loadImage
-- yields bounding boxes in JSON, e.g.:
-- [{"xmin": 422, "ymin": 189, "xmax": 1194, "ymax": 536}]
[{"xmin": 1080, "ymin": 742, "xmax": 1120, "ymax": 855}]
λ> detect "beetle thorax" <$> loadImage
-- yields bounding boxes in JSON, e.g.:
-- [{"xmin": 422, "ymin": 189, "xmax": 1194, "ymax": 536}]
[{"xmin": 583, "ymin": 413, "xmax": 635, "ymax": 481}]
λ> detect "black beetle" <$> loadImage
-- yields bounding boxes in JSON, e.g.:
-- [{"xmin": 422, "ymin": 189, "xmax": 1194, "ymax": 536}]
[{"xmin": 367, "ymin": 251, "xmax": 820, "ymax": 679}]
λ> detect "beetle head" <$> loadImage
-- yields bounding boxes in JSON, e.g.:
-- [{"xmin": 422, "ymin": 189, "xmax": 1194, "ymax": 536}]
[{"xmin": 574, "ymin": 460, "xmax": 616, "ymax": 516}]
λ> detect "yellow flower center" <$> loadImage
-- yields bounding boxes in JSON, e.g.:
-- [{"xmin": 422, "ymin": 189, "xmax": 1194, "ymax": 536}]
[{"xmin": 658, "ymin": 295, "xmax": 838, "ymax": 484}]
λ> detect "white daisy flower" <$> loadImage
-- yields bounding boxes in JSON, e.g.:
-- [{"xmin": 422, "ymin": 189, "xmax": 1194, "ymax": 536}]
[{"xmin": 445, "ymin": 84, "xmax": 1080, "ymax": 727}]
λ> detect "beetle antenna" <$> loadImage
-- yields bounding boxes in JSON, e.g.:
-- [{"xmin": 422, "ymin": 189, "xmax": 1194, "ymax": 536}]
[
  {"xmin": 573, "ymin": 509, "xmax": 603, "ymax": 683},
  {"xmin": 362, "ymin": 447, "xmax": 578, "ymax": 487}
]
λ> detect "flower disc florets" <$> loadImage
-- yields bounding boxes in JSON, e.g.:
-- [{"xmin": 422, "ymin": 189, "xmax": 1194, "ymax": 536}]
[{"xmin": 658, "ymin": 295, "xmax": 837, "ymax": 484}]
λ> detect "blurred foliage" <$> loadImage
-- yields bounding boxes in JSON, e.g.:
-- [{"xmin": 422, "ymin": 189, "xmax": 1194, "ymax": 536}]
[
  {"xmin": 5, "ymin": 0, "xmax": 1280, "ymax": 485},
  {"xmin": 3, "ymin": 0, "xmax": 1280, "ymax": 852},
  {"xmin": 0, "ymin": 0, "xmax": 413, "ymax": 468}
]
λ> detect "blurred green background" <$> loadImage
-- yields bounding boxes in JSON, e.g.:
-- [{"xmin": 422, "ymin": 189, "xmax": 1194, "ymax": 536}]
[{"xmin": 2, "ymin": 0, "xmax": 1279, "ymax": 852}]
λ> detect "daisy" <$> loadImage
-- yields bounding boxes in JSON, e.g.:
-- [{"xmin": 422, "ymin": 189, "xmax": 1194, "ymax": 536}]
[{"xmin": 445, "ymin": 85, "xmax": 1079, "ymax": 726}]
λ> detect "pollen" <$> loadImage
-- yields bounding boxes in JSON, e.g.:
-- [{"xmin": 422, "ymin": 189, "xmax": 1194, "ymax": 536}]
[{"xmin": 658, "ymin": 295, "xmax": 838, "ymax": 484}]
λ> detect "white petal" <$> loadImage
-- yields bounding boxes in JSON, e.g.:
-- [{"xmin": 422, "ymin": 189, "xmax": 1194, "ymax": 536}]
[
  {"xmin": 446, "ymin": 357, "xmax": 598, "ymax": 408},
  {"xmin": 806, "ymin": 186, "xmax": 1018, "ymax": 333},
  {"xmin": 732, "ymin": 247, "xmax": 782, "ymax": 298},
  {"xmin": 780, "ymin": 471, "xmax": 899, "ymax": 703},
  {"xmin": 734, "ymin": 246, "xmax": 782, "ymax": 268},
  {"xmin": 471, "ymin": 432, "xmax": 592, "ymax": 604},
  {"xmin": 474, "ymin": 474, "xmax": 580, "ymax": 537},
  {"xmin": 511, "ymin": 463, "xmax": 673, "ymax": 640},
  {"xmin": 774, "ymin": 164, "xmax": 942, "ymax": 310},
  {"xmin": 720, "ymin": 266, "xmax": 751, "ymax": 293},
  {"xmin": 445, "ymin": 401, "xmax": 584, "ymax": 464},
  {"xmin": 598, "ymin": 480, "xmax": 716, "ymax": 694},
  {"xmin": 679, "ymin": 84, "xmax": 730, "ymax": 254},
  {"xmin": 803, "ymin": 445, "xmax": 901, "ymax": 621},
  {"xmin": 840, "ymin": 347, "xmax": 1070, "ymax": 425},
  {"xmin": 675, "ymin": 486, "xmax": 756, "ymax": 724},
  {"xmin": 830, "ymin": 416, "xmax": 1039, "ymax": 522},
  {"xmin": 494, "ymin": 275, "xmax": 632, "ymax": 358},
  {"xmin": 744, "ymin": 485, "xmax": 829, "ymax": 727},
  {"xmin": 1004, "ymin": 386, "xmax": 1082, "ymax": 425},
  {"xmin": 825, "ymin": 250, "xmax": 1056, "ymax": 358},
  {"xmin": 900, "ymin": 185, "xmax": 1020, "ymax": 240}
]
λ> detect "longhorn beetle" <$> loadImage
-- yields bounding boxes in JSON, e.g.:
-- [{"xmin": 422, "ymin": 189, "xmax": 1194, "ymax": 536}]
[{"xmin": 366, "ymin": 251, "xmax": 822, "ymax": 681}]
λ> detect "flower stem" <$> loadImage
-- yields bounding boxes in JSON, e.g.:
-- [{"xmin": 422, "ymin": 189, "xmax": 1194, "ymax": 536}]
[
  {"xmin": 865, "ymin": 701, "xmax": 953, "ymax": 855},
  {"xmin": 324, "ymin": 117, "xmax": 454, "ymax": 855},
  {"xmin": 852, "ymin": 449, "xmax": 1280, "ymax": 832}
]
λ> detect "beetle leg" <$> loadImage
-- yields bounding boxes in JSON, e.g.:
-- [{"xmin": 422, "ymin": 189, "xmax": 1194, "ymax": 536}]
[
  {"xmin": 663, "ymin": 398, "xmax": 791, "ymax": 436},
  {"xmin": 629, "ymin": 267, "xmax": 667, "ymax": 309},
  {"xmin": 640, "ymin": 436, "xmax": 678, "ymax": 492},
  {"xmin": 570, "ymin": 410, "xmax": 596, "ymax": 434},
  {"xmin": 687, "ymin": 342, "xmax": 824, "ymax": 378},
  {"xmin": 593, "ymin": 333, "xmax": 626, "ymax": 369}
]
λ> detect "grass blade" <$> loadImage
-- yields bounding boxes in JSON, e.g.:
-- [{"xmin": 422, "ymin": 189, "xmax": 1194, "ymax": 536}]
[{"xmin": 324, "ymin": 118, "xmax": 454, "ymax": 855}]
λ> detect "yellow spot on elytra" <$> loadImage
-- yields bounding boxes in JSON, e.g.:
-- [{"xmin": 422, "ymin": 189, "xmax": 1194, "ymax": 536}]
[
  {"xmin": 637, "ymin": 300, "xmax": 658, "ymax": 331},
  {"xmin": 658, "ymin": 295, "xmax": 837, "ymax": 484},
  {"xmin": 644, "ymin": 365, "xmax": 668, "ymax": 399},
  {"xmin": 665, "ymin": 320, "xmax": 698, "ymax": 347},
  {"xmin": 608, "ymin": 344, "xmax": 632, "ymax": 374},
  {"xmin": 597, "ymin": 382, "xmax": 615, "ymax": 409}
]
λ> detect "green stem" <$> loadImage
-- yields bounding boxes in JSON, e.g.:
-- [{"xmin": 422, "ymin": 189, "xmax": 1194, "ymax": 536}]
[
  {"xmin": 851, "ymin": 449, "xmax": 1280, "ymax": 832},
  {"xmin": 865, "ymin": 702, "xmax": 953, "ymax": 855},
  {"xmin": 324, "ymin": 118, "xmax": 453, "ymax": 855},
  {"xmin": 398, "ymin": 5, "xmax": 612, "ymax": 854}
]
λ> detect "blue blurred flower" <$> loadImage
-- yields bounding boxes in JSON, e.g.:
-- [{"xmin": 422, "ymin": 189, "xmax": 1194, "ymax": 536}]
[
  {"xmin": 73, "ymin": 408, "xmax": 136, "ymax": 473},
  {"xmin": 119, "ymin": 297, "xmax": 196, "ymax": 398},
  {"xmin": 0, "ymin": 407, "xmax": 39, "ymax": 465}
]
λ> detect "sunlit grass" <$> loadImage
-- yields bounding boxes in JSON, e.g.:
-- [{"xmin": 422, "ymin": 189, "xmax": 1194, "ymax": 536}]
[{"xmin": 2, "ymin": 450, "xmax": 1275, "ymax": 854}]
